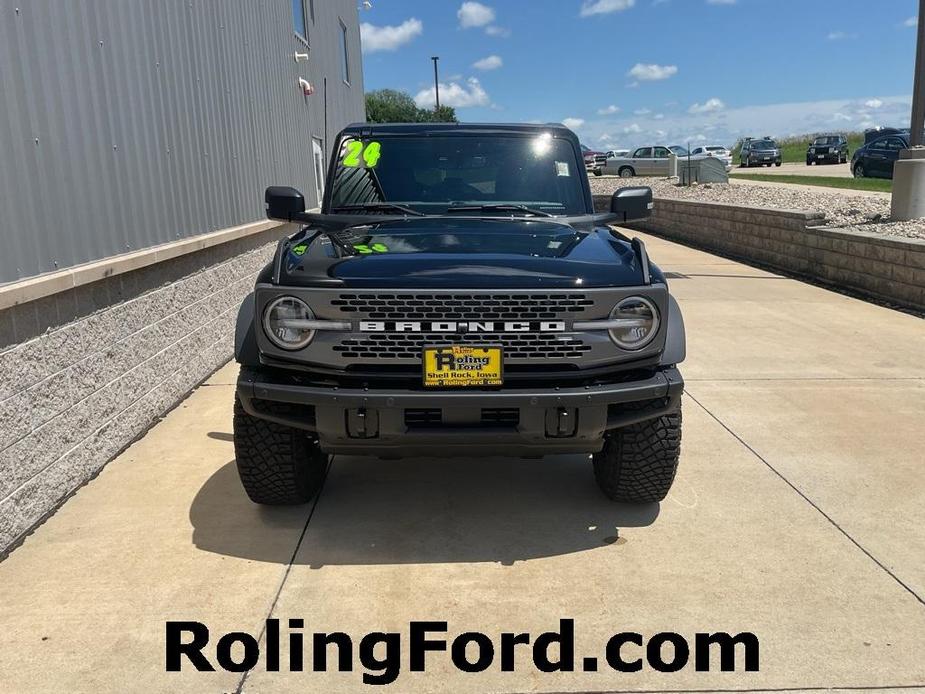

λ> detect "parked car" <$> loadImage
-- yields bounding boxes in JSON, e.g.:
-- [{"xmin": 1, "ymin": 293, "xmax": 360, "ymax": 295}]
[
  {"xmin": 690, "ymin": 145, "xmax": 733, "ymax": 168},
  {"xmin": 581, "ymin": 144, "xmax": 607, "ymax": 172},
  {"xmin": 602, "ymin": 145, "xmax": 674, "ymax": 177},
  {"xmin": 851, "ymin": 133, "xmax": 907, "ymax": 179},
  {"xmin": 806, "ymin": 134, "xmax": 848, "ymax": 165},
  {"xmin": 590, "ymin": 150, "xmax": 630, "ymax": 176},
  {"xmin": 739, "ymin": 138, "xmax": 782, "ymax": 167},
  {"xmin": 233, "ymin": 122, "xmax": 686, "ymax": 505}
]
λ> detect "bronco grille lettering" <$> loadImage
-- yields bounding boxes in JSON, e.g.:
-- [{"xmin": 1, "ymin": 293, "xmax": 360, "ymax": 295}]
[{"xmin": 358, "ymin": 321, "xmax": 567, "ymax": 333}]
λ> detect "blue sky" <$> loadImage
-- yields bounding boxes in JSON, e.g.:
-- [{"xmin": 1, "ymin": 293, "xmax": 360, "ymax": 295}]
[{"xmin": 359, "ymin": 0, "xmax": 921, "ymax": 149}]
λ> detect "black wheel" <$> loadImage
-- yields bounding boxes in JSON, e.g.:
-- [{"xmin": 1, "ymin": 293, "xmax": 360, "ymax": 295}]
[
  {"xmin": 774, "ymin": 162, "xmax": 782, "ymax": 167},
  {"xmin": 233, "ymin": 397, "xmax": 328, "ymax": 504},
  {"xmin": 853, "ymin": 162, "xmax": 865, "ymax": 178},
  {"xmin": 593, "ymin": 168, "xmax": 602, "ymax": 177},
  {"xmin": 618, "ymin": 166, "xmax": 635, "ymax": 178},
  {"xmin": 806, "ymin": 160, "xmax": 813, "ymax": 166},
  {"xmin": 592, "ymin": 407, "xmax": 682, "ymax": 503},
  {"xmin": 739, "ymin": 159, "xmax": 748, "ymax": 168}
]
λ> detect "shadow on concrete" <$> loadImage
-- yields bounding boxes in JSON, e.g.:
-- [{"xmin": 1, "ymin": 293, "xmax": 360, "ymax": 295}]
[
  {"xmin": 190, "ymin": 455, "xmax": 660, "ymax": 566},
  {"xmin": 206, "ymin": 431, "xmax": 234, "ymax": 442}
]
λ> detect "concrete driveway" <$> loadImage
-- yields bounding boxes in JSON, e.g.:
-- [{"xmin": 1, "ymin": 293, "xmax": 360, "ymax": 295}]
[
  {"xmin": 732, "ymin": 161, "xmax": 854, "ymax": 178},
  {"xmin": 1, "ymin": 232, "xmax": 923, "ymax": 694}
]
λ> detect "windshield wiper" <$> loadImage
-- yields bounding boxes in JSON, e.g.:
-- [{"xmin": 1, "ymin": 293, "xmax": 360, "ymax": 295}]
[
  {"xmin": 332, "ymin": 202, "xmax": 424, "ymax": 216},
  {"xmin": 445, "ymin": 203, "xmax": 554, "ymax": 218}
]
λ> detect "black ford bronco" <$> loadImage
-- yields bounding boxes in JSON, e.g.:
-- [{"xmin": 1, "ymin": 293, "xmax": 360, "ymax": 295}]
[{"xmin": 233, "ymin": 123, "xmax": 685, "ymax": 504}]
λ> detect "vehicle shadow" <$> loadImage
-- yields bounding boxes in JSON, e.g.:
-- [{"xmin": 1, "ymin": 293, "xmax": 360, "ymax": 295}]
[{"xmin": 190, "ymin": 454, "xmax": 660, "ymax": 566}]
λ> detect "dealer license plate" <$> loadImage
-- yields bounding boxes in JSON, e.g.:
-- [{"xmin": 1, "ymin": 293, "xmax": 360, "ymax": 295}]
[{"xmin": 423, "ymin": 345, "xmax": 503, "ymax": 387}]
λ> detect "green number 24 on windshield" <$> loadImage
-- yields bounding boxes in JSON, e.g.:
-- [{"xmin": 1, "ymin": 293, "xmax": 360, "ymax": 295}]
[{"xmin": 342, "ymin": 141, "xmax": 382, "ymax": 168}]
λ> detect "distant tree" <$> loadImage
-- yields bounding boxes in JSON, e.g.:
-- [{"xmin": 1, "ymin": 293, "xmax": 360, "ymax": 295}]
[{"xmin": 365, "ymin": 89, "xmax": 458, "ymax": 124}]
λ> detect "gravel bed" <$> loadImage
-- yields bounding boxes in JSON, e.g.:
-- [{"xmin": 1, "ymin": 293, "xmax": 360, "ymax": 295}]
[{"xmin": 589, "ymin": 177, "xmax": 925, "ymax": 241}]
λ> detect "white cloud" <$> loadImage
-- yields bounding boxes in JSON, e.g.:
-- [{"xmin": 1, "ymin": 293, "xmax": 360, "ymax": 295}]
[
  {"xmin": 688, "ymin": 97, "xmax": 725, "ymax": 114},
  {"xmin": 827, "ymin": 31, "xmax": 858, "ymax": 40},
  {"xmin": 634, "ymin": 108, "xmax": 651, "ymax": 115},
  {"xmin": 597, "ymin": 104, "xmax": 621, "ymax": 115},
  {"xmin": 360, "ymin": 18, "xmax": 423, "ymax": 53},
  {"xmin": 831, "ymin": 112, "xmax": 852, "ymax": 122},
  {"xmin": 472, "ymin": 55, "xmax": 503, "ymax": 71},
  {"xmin": 458, "ymin": 2, "xmax": 495, "ymax": 28},
  {"xmin": 562, "ymin": 117, "xmax": 585, "ymax": 130},
  {"xmin": 623, "ymin": 123, "xmax": 642, "ymax": 134},
  {"xmin": 414, "ymin": 77, "xmax": 490, "ymax": 109},
  {"xmin": 580, "ymin": 0, "xmax": 635, "ymax": 18},
  {"xmin": 865, "ymin": 99, "xmax": 884, "ymax": 109},
  {"xmin": 905, "ymin": 16, "xmax": 918, "ymax": 27},
  {"xmin": 627, "ymin": 63, "xmax": 678, "ymax": 81},
  {"xmin": 654, "ymin": 113, "xmax": 665, "ymax": 119}
]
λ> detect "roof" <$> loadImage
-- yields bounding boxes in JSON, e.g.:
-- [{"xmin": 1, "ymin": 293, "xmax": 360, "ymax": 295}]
[{"xmin": 339, "ymin": 122, "xmax": 579, "ymax": 138}]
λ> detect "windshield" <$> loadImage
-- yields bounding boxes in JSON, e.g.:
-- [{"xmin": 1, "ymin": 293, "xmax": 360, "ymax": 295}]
[
  {"xmin": 813, "ymin": 136, "xmax": 840, "ymax": 145},
  {"xmin": 329, "ymin": 134, "xmax": 587, "ymax": 216},
  {"xmin": 753, "ymin": 140, "xmax": 777, "ymax": 149},
  {"xmin": 705, "ymin": 146, "xmax": 726, "ymax": 152}
]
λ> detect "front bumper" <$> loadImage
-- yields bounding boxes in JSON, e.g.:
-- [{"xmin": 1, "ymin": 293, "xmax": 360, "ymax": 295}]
[{"xmin": 237, "ymin": 366, "xmax": 684, "ymax": 457}]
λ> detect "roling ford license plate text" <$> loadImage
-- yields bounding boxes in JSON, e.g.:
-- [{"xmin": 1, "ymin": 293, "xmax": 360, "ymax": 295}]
[{"xmin": 423, "ymin": 345, "xmax": 503, "ymax": 387}]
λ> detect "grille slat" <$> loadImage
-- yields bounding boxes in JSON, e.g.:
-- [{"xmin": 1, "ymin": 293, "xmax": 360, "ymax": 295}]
[
  {"xmin": 334, "ymin": 333, "xmax": 591, "ymax": 360},
  {"xmin": 331, "ymin": 293, "xmax": 594, "ymax": 321}
]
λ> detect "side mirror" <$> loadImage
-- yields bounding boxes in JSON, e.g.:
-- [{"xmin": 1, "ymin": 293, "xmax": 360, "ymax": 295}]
[
  {"xmin": 265, "ymin": 186, "xmax": 306, "ymax": 221},
  {"xmin": 610, "ymin": 186, "xmax": 653, "ymax": 222}
]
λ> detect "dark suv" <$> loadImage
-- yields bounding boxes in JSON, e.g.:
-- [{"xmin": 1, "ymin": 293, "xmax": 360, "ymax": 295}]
[
  {"xmin": 851, "ymin": 133, "xmax": 908, "ymax": 179},
  {"xmin": 806, "ymin": 134, "xmax": 848, "ymax": 165},
  {"xmin": 232, "ymin": 123, "xmax": 686, "ymax": 506},
  {"xmin": 739, "ymin": 138, "xmax": 782, "ymax": 167}
]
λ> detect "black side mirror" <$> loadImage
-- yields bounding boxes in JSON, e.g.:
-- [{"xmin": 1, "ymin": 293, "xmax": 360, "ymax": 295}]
[
  {"xmin": 265, "ymin": 186, "xmax": 306, "ymax": 221},
  {"xmin": 611, "ymin": 186, "xmax": 653, "ymax": 222}
]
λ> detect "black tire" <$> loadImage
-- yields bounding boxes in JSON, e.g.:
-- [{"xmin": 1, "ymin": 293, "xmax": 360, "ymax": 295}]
[
  {"xmin": 806, "ymin": 160, "xmax": 813, "ymax": 166},
  {"xmin": 618, "ymin": 166, "xmax": 635, "ymax": 178},
  {"xmin": 592, "ymin": 407, "xmax": 682, "ymax": 503},
  {"xmin": 593, "ymin": 168, "xmax": 602, "ymax": 177},
  {"xmin": 739, "ymin": 160, "xmax": 748, "ymax": 168},
  {"xmin": 854, "ymin": 162, "xmax": 865, "ymax": 178},
  {"xmin": 233, "ymin": 397, "xmax": 328, "ymax": 505},
  {"xmin": 774, "ymin": 162, "xmax": 782, "ymax": 167}
]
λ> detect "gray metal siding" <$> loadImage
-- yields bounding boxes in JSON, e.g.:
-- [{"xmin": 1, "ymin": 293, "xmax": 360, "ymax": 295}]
[{"xmin": 0, "ymin": 0, "xmax": 365, "ymax": 285}]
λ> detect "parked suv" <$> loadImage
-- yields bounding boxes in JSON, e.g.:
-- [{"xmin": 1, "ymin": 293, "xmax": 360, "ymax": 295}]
[
  {"xmin": 806, "ymin": 134, "xmax": 848, "ymax": 165},
  {"xmin": 233, "ymin": 123, "xmax": 686, "ymax": 505},
  {"xmin": 739, "ymin": 138, "xmax": 782, "ymax": 167},
  {"xmin": 851, "ymin": 133, "xmax": 907, "ymax": 179}
]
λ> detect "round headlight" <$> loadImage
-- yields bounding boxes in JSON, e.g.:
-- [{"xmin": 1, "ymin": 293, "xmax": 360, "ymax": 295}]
[
  {"xmin": 609, "ymin": 297, "xmax": 660, "ymax": 350},
  {"xmin": 263, "ymin": 296, "xmax": 315, "ymax": 350}
]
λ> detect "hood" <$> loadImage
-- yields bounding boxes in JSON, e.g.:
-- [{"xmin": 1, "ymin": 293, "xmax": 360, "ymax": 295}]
[{"xmin": 279, "ymin": 217, "xmax": 658, "ymax": 289}]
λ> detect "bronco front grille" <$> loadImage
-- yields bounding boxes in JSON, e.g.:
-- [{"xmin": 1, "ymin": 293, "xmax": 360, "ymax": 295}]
[
  {"xmin": 331, "ymin": 293, "xmax": 594, "ymax": 321},
  {"xmin": 333, "ymin": 333, "xmax": 592, "ymax": 359}
]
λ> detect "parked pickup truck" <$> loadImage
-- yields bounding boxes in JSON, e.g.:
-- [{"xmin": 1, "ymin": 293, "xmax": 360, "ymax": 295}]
[{"xmin": 233, "ymin": 123, "xmax": 686, "ymax": 505}]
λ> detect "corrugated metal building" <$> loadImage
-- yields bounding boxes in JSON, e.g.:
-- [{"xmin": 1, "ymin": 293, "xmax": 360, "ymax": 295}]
[
  {"xmin": 0, "ymin": 0, "xmax": 366, "ymax": 554},
  {"xmin": 0, "ymin": 0, "xmax": 365, "ymax": 284}
]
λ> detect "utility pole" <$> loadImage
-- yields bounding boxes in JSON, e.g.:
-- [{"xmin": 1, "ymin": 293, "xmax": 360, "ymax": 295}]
[
  {"xmin": 891, "ymin": 0, "xmax": 925, "ymax": 219},
  {"xmin": 431, "ymin": 56, "xmax": 440, "ymax": 110}
]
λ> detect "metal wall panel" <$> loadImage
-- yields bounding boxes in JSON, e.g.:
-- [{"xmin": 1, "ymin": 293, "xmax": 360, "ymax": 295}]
[{"xmin": 0, "ymin": 0, "xmax": 365, "ymax": 284}]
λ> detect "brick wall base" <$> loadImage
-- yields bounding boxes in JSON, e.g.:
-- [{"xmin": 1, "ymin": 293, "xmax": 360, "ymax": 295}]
[{"xmin": 0, "ymin": 225, "xmax": 295, "ymax": 555}]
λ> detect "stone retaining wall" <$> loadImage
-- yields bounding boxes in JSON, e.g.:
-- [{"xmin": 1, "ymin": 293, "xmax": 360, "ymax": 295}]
[
  {"xmin": 595, "ymin": 195, "xmax": 925, "ymax": 312},
  {"xmin": 0, "ymin": 225, "xmax": 294, "ymax": 554}
]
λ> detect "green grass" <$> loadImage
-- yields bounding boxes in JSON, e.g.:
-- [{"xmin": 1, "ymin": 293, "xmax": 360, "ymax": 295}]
[
  {"xmin": 730, "ymin": 131, "xmax": 866, "ymax": 164},
  {"xmin": 730, "ymin": 173, "xmax": 892, "ymax": 193}
]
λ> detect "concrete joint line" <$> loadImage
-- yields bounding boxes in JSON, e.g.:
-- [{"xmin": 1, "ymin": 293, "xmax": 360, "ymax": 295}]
[
  {"xmin": 234, "ymin": 456, "xmax": 334, "ymax": 694},
  {"xmin": 684, "ymin": 390, "xmax": 925, "ymax": 608}
]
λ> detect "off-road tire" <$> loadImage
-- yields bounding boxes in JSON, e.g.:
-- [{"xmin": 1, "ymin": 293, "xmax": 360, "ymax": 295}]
[
  {"xmin": 233, "ymin": 397, "xmax": 328, "ymax": 504},
  {"xmin": 592, "ymin": 407, "xmax": 682, "ymax": 502}
]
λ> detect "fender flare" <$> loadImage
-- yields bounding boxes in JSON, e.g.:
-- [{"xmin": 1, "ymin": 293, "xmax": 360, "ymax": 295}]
[
  {"xmin": 235, "ymin": 292, "xmax": 260, "ymax": 367},
  {"xmin": 660, "ymin": 294, "xmax": 686, "ymax": 366}
]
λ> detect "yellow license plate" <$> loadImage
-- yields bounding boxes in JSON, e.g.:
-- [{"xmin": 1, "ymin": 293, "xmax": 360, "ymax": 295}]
[{"xmin": 423, "ymin": 345, "xmax": 503, "ymax": 387}]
